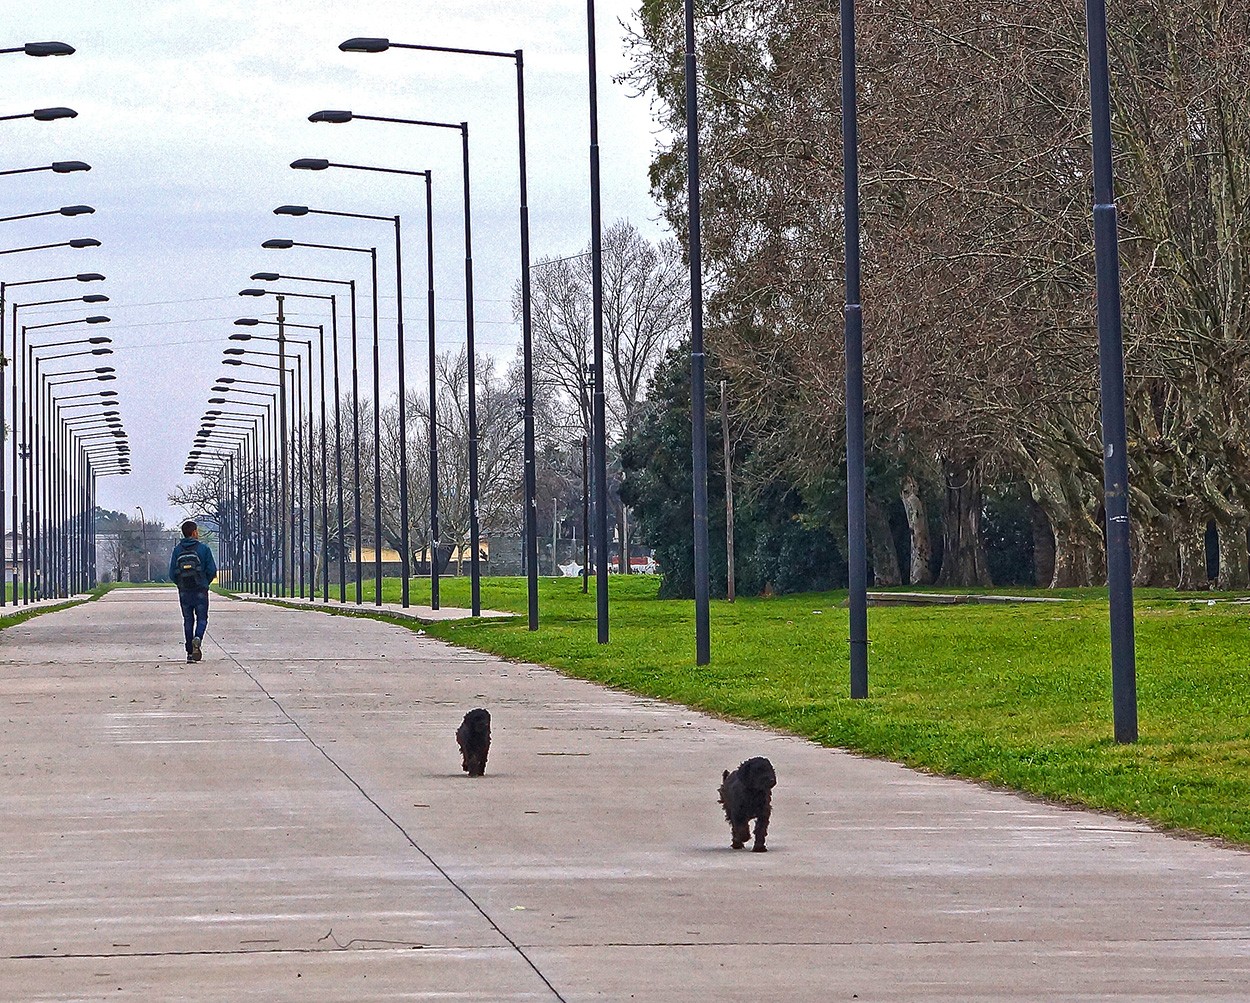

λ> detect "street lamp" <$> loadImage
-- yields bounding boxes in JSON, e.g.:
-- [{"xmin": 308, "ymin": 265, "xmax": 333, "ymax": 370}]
[
  {"xmin": 262, "ymin": 238, "xmax": 386, "ymax": 606},
  {"xmin": 0, "ymin": 236, "xmax": 100, "ymax": 256},
  {"xmin": 680, "ymin": 6, "xmax": 712, "ymax": 665},
  {"xmin": 339, "ymin": 34, "xmax": 541, "ymax": 630},
  {"xmin": 284, "ymin": 164, "xmax": 428, "ymax": 610},
  {"xmin": 232, "ymin": 320, "xmax": 326, "ymax": 600},
  {"xmin": 251, "ymin": 268, "xmax": 364, "ymax": 605},
  {"xmin": 0, "ymin": 161, "xmax": 90, "ymax": 178},
  {"xmin": 0, "ymin": 107, "xmax": 77, "ymax": 123},
  {"xmin": 1084, "ymin": 0, "xmax": 1137, "ymax": 743},
  {"xmin": 0, "ymin": 204, "xmax": 94, "ymax": 224},
  {"xmin": 1, "ymin": 42, "xmax": 76, "ymax": 57},
  {"xmin": 308, "ymin": 108, "xmax": 483, "ymax": 616},
  {"xmin": 242, "ymin": 283, "xmax": 347, "ymax": 602},
  {"xmin": 840, "ymin": 0, "xmax": 868, "ymax": 696},
  {"xmin": 134, "ymin": 506, "xmax": 150, "ymax": 583}
]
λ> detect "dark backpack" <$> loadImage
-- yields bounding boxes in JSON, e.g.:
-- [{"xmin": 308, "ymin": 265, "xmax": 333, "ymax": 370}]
[{"xmin": 175, "ymin": 542, "xmax": 205, "ymax": 589}]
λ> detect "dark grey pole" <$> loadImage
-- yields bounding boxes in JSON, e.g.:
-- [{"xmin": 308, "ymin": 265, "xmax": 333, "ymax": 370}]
[
  {"xmin": 582, "ymin": 434, "xmax": 590, "ymax": 594},
  {"xmin": 318, "ymin": 325, "xmax": 330, "ymax": 601},
  {"xmin": 394, "ymin": 218, "xmax": 412, "ymax": 609},
  {"xmin": 1085, "ymin": 0, "xmax": 1138, "ymax": 743},
  {"xmin": 684, "ymin": 0, "xmax": 711, "ymax": 665},
  {"xmin": 461, "ymin": 124, "xmax": 482, "ymax": 617},
  {"xmin": 516, "ymin": 51, "xmax": 540, "ymax": 631},
  {"xmin": 841, "ymin": 0, "xmax": 869, "ymax": 699},
  {"xmin": 424, "ymin": 176, "xmax": 440, "ymax": 610},
  {"xmin": 588, "ymin": 0, "xmax": 610, "ymax": 644},
  {"xmin": 329, "ymin": 297, "xmax": 346, "ymax": 601},
  {"xmin": 277, "ymin": 295, "xmax": 289, "ymax": 597},
  {"xmin": 349, "ymin": 280, "xmax": 363, "ymax": 604},
  {"xmin": 0, "ymin": 283, "xmax": 6, "ymax": 607},
  {"xmin": 370, "ymin": 248, "xmax": 383, "ymax": 606}
]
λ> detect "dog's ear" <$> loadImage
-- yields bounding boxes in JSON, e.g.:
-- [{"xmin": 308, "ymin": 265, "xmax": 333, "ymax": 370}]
[{"xmin": 722, "ymin": 769, "xmax": 730, "ymax": 781}]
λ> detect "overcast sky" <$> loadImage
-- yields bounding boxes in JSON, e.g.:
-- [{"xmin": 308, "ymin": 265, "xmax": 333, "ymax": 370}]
[{"xmin": 3, "ymin": 0, "xmax": 670, "ymax": 527}]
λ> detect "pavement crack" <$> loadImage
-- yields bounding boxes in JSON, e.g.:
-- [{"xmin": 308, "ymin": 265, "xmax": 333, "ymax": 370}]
[{"xmin": 212, "ymin": 634, "xmax": 569, "ymax": 1003}]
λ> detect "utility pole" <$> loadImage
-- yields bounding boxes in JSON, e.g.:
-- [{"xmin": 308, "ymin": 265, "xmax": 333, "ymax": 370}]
[{"xmin": 720, "ymin": 381, "xmax": 735, "ymax": 603}]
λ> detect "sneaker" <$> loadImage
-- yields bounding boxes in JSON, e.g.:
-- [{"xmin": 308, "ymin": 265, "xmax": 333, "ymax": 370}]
[
  {"xmin": 191, "ymin": 637, "xmax": 203, "ymax": 662},
  {"xmin": 186, "ymin": 654, "xmax": 195, "ymax": 664}
]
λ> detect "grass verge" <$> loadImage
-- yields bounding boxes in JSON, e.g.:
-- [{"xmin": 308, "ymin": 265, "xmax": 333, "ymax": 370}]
[{"xmin": 235, "ymin": 574, "xmax": 1250, "ymax": 845}]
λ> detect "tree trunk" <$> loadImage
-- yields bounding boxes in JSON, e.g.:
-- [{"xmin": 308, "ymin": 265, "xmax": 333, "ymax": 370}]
[
  {"xmin": 1216, "ymin": 518, "xmax": 1249, "ymax": 590},
  {"xmin": 900, "ymin": 474, "xmax": 933, "ymax": 585},
  {"xmin": 935, "ymin": 457, "xmax": 991, "ymax": 587},
  {"xmin": 867, "ymin": 496, "xmax": 901, "ymax": 586},
  {"xmin": 1031, "ymin": 500, "xmax": 1056, "ymax": 587},
  {"xmin": 1175, "ymin": 507, "xmax": 1210, "ymax": 591},
  {"xmin": 1132, "ymin": 513, "xmax": 1179, "ymax": 587}
]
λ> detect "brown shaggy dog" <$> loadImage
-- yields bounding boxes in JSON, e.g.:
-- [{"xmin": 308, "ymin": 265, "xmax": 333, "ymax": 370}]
[
  {"xmin": 456, "ymin": 708, "xmax": 492, "ymax": 777},
  {"xmin": 718, "ymin": 756, "xmax": 776, "ymax": 851}
]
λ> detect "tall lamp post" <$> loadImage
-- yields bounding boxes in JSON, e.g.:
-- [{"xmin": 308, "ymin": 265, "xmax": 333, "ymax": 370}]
[
  {"xmin": 339, "ymin": 35, "xmax": 540, "ymax": 631},
  {"xmin": 276, "ymin": 177, "xmax": 429, "ymax": 610},
  {"xmin": 586, "ymin": 0, "xmax": 610, "ymax": 643},
  {"xmin": 1084, "ymin": 0, "xmax": 1137, "ymax": 743},
  {"xmin": 309, "ymin": 108, "xmax": 483, "ymax": 617},
  {"xmin": 263, "ymin": 239, "xmax": 385, "ymax": 606},
  {"xmin": 252, "ymin": 268, "xmax": 362, "ymax": 605},
  {"xmin": 242, "ymin": 285, "xmax": 345, "ymax": 602},
  {"xmin": 135, "ymin": 505, "xmax": 150, "ymax": 582},
  {"xmin": 680, "ymin": 7, "xmax": 711, "ymax": 665},
  {"xmin": 840, "ymin": 0, "xmax": 869, "ymax": 698}
]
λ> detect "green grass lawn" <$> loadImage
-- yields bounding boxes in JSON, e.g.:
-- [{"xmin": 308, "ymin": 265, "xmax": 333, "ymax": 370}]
[{"xmin": 293, "ymin": 573, "xmax": 1250, "ymax": 845}]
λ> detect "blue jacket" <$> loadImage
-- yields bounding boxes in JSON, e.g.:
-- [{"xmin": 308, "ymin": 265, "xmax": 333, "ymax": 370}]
[{"xmin": 169, "ymin": 537, "xmax": 217, "ymax": 590}]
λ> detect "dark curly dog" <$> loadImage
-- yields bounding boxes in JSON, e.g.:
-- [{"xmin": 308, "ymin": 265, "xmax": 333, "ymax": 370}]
[
  {"xmin": 456, "ymin": 708, "xmax": 491, "ymax": 777},
  {"xmin": 718, "ymin": 756, "xmax": 776, "ymax": 851}
]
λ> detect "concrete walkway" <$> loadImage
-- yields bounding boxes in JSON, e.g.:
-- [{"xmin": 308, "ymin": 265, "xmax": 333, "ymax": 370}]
[{"xmin": 1, "ymin": 589, "xmax": 1248, "ymax": 1001}]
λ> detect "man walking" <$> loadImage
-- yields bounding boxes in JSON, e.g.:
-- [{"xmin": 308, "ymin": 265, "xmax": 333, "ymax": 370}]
[{"xmin": 170, "ymin": 519, "xmax": 217, "ymax": 663}]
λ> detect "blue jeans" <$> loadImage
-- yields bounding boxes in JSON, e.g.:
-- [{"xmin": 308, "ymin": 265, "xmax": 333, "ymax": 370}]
[{"xmin": 178, "ymin": 588, "xmax": 210, "ymax": 653}]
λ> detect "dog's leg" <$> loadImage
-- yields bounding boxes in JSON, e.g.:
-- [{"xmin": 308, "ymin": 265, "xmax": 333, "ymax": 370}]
[
  {"xmin": 751, "ymin": 806, "xmax": 770, "ymax": 852},
  {"xmin": 730, "ymin": 820, "xmax": 750, "ymax": 849}
]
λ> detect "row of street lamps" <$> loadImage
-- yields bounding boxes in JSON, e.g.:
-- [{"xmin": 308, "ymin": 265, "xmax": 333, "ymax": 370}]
[
  {"xmin": 188, "ymin": 19, "xmax": 621, "ymax": 636},
  {"xmin": 2, "ymin": 39, "xmax": 131, "ymax": 604}
]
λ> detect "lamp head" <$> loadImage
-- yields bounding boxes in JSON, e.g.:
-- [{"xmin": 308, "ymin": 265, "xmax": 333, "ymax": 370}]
[
  {"xmin": 224, "ymin": 348, "xmax": 246, "ymax": 356},
  {"xmin": 25, "ymin": 41, "xmax": 75, "ymax": 56},
  {"xmin": 70, "ymin": 238, "xmax": 102, "ymax": 248},
  {"xmin": 52, "ymin": 161, "xmax": 91, "ymax": 174},
  {"xmin": 216, "ymin": 378, "xmax": 236, "ymax": 385},
  {"xmin": 208, "ymin": 397, "xmax": 227, "ymax": 403},
  {"xmin": 274, "ymin": 204, "xmax": 309, "ymax": 216},
  {"xmin": 85, "ymin": 315, "xmax": 109, "ymax": 323},
  {"xmin": 33, "ymin": 106, "xmax": 77, "ymax": 121},
  {"xmin": 290, "ymin": 158, "xmax": 330, "ymax": 171},
  {"xmin": 223, "ymin": 359, "xmax": 243, "ymax": 366},
  {"xmin": 60, "ymin": 204, "xmax": 94, "ymax": 216},
  {"xmin": 234, "ymin": 318, "xmax": 260, "ymax": 326},
  {"xmin": 251, "ymin": 272, "xmax": 280, "ymax": 281},
  {"xmin": 87, "ymin": 335, "xmax": 110, "ymax": 343},
  {"xmin": 228, "ymin": 333, "xmax": 252, "ymax": 341},
  {"xmin": 83, "ymin": 295, "xmax": 109, "ymax": 304},
  {"xmin": 262, "ymin": 239, "xmax": 294, "ymax": 250},
  {"xmin": 100, "ymin": 389, "xmax": 118, "ymax": 396},
  {"xmin": 309, "ymin": 109, "xmax": 353, "ymax": 124},
  {"xmin": 76, "ymin": 273, "xmax": 105, "ymax": 282},
  {"xmin": 94, "ymin": 366, "xmax": 115, "ymax": 373},
  {"xmin": 98, "ymin": 374, "xmax": 116, "ymax": 381},
  {"xmin": 339, "ymin": 37, "xmax": 390, "ymax": 53},
  {"xmin": 239, "ymin": 288, "xmax": 266, "ymax": 297},
  {"xmin": 90, "ymin": 348, "xmax": 111, "ymax": 355}
]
